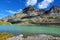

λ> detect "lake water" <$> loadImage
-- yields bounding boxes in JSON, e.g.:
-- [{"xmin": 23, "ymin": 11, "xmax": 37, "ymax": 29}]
[{"xmin": 0, "ymin": 25, "xmax": 60, "ymax": 36}]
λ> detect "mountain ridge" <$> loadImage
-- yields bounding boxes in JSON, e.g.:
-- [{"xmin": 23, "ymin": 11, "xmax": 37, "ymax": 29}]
[{"xmin": 2, "ymin": 5, "xmax": 60, "ymax": 25}]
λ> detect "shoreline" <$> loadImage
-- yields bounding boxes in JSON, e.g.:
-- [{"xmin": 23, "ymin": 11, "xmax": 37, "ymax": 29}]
[{"xmin": 7, "ymin": 34, "xmax": 60, "ymax": 40}]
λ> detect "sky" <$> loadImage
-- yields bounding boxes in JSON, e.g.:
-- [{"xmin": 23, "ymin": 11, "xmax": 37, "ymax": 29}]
[{"xmin": 0, "ymin": 0, "xmax": 60, "ymax": 19}]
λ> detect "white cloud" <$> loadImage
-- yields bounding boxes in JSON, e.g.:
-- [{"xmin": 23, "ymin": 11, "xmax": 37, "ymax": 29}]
[
  {"xmin": 18, "ymin": 9, "xmax": 22, "ymax": 12},
  {"xmin": 26, "ymin": 0, "xmax": 37, "ymax": 6},
  {"xmin": 0, "ymin": 14, "xmax": 7, "ymax": 19},
  {"xmin": 6, "ymin": 9, "xmax": 22, "ymax": 14},
  {"xmin": 7, "ymin": 10, "xmax": 16, "ymax": 14},
  {"xmin": 16, "ymin": 9, "xmax": 23, "ymax": 13},
  {"xmin": 38, "ymin": 0, "xmax": 54, "ymax": 9}
]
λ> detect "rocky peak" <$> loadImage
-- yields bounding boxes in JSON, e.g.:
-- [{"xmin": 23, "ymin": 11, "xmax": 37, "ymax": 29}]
[
  {"xmin": 23, "ymin": 5, "xmax": 35, "ymax": 12},
  {"xmin": 52, "ymin": 6, "xmax": 60, "ymax": 9},
  {"xmin": 23, "ymin": 5, "xmax": 37, "ymax": 13},
  {"xmin": 50, "ymin": 6, "xmax": 60, "ymax": 13},
  {"xmin": 23, "ymin": 5, "xmax": 38, "ymax": 16}
]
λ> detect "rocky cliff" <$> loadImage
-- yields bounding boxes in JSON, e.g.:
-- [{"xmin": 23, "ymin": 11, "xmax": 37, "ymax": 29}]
[{"xmin": 3, "ymin": 5, "xmax": 60, "ymax": 25}]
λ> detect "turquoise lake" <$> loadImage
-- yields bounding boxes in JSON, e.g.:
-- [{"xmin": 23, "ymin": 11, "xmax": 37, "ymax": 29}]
[{"xmin": 0, "ymin": 25, "xmax": 60, "ymax": 35}]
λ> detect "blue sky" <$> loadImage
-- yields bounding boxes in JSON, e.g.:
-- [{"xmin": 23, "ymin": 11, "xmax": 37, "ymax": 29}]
[{"xmin": 0, "ymin": 0, "xmax": 60, "ymax": 19}]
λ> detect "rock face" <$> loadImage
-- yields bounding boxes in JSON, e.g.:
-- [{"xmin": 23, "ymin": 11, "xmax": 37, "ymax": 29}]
[
  {"xmin": 3, "ymin": 5, "xmax": 60, "ymax": 25},
  {"xmin": 47, "ymin": 6, "xmax": 60, "ymax": 23}
]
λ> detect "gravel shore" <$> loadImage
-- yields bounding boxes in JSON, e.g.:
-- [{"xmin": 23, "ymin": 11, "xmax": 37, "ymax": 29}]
[{"xmin": 7, "ymin": 34, "xmax": 60, "ymax": 40}]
